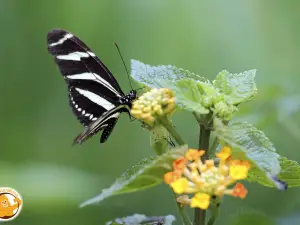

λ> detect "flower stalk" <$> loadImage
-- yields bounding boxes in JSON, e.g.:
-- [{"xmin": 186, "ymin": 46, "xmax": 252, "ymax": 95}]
[
  {"xmin": 173, "ymin": 193, "xmax": 192, "ymax": 225},
  {"xmin": 194, "ymin": 125, "xmax": 211, "ymax": 225},
  {"xmin": 131, "ymin": 88, "xmax": 190, "ymax": 224},
  {"xmin": 157, "ymin": 116, "xmax": 185, "ymax": 146},
  {"xmin": 207, "ymin": 197, "xmax": 220, "ymax": 225}
]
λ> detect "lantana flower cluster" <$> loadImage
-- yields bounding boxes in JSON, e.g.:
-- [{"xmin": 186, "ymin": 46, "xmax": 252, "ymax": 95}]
[
  {"xmin": 130, "ymin": 88, "xmax": 176, "ymax": 126},
  {"xmin": 164, "ymin": 146, "xmax": 250, "ymax": 209}
]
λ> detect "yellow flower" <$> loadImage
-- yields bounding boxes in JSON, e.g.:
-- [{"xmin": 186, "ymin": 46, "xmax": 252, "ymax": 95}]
[
  {"xmin": 164, "ymin": 146, "xmax": 250, "ymax": 209},
  {"xmin": 130, "ymin": 88, "xmax": 176, "ymax": 126},
  {"xmin": 190, "ymin": 193, "xmax": 211, "ymax": 209},
  {"xmin": 170, "ymin": 178, "xmax": 189, "ymax": 194},
  {"xmin": 216, "ymin": 146, "xmax": 232, "ymax": 161},
  {"xmin": 229, "ymin": 160, "xmax": 251, "ymax": 180}
]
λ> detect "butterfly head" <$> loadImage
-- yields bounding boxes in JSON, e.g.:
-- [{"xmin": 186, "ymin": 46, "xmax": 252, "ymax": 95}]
[
  {"xmin": 119, "ymin": 90, "xmax": 138, "ymax": 107},
  {"xmin": 128, "ymin": 90, "xmax": 137, "ymax": 101}
]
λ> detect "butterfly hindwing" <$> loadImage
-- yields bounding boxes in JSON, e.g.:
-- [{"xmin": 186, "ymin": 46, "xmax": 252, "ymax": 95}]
[
  {"xmin": 100, "ymin": 117, "xmax": 119, "ymax": 143},
  {"xmin": 74, "ymin": 110, "xmax": 121, "ymax": 144}
]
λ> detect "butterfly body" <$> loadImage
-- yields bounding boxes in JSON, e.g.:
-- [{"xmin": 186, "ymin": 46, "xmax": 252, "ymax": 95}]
[{"xmin": 47, "ymin": 29, "xmax": 137, "ymax": 144}]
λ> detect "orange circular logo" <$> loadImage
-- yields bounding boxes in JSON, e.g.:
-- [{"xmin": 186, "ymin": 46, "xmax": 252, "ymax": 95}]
[{"xmin": 0, "ymin": 187, "xmax": 22, "ymax": 221}]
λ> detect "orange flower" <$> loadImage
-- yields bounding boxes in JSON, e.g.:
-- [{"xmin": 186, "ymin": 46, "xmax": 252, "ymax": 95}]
[
  {"xmin": 172, "ymin": 157, "xmax": 187, "ymax": 172},
  {"xmin": 185, "ymin": 149, "xmax": 205, "ymax": 161},
  {"xmin": 164, "ymin": 171, "xmax": 181, "ymax": 184},
  {"xmin": 231, "ymin": 183, "xmax": 248, "ymax": 199}
]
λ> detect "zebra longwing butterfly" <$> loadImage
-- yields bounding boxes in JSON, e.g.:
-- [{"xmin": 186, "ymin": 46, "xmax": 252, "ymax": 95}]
[{"xmin": 47, "ymin": 29, "xmax": 137, "ymax": 144}]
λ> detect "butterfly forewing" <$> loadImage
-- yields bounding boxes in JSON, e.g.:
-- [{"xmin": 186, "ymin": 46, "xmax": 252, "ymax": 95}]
[
  {"xmin": 47, "ymin": 29, "xmax": 136, "ymax": 144},
  {"xmin": 47, "ymin": 29, "xmax": 123, "ymax": 95},
  {"xmin": 68, "ymin": 86, "xmax": 115, "ymax": 126}
]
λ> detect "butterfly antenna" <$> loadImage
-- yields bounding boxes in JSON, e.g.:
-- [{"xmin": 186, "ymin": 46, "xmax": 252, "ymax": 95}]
[{"xmin": 114, "ymin": 42, "xmax": 133, "ymax": 90}]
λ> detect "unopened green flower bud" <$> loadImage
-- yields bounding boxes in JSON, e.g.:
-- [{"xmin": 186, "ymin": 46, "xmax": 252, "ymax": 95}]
[
  {"xmin": 212, "ymin": 94, "xmax": 224, "ymax": 105},
  {"xmin": 214, "ymin": 102, "xmax": 238, "ymax": 120},
  {"xmin": 201, "ymin": 96, "xmax": 213, "ymax": 108}
]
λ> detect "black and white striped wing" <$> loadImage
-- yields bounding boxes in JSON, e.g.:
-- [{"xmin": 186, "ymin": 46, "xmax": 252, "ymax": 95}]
[
  {"xmin": 74, "ymin": 105, "xmax": 125, "ymax": 144},
  {"xmin": 47, "ymin": 29, "xmax": 124, "ymax": 127}
]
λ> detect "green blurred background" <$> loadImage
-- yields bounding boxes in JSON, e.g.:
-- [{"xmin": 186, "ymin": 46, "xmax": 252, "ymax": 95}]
[{"xmin": 1, "ymin": 1, "xmax": 300, "ymax": 225}]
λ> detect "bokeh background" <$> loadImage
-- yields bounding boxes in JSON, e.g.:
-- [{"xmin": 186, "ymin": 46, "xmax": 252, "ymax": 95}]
[{"xmin": 1, "ymin": 1, "xmax": 300, "ymax": 225}]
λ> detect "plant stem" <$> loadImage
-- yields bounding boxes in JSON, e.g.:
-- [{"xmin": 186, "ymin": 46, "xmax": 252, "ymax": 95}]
[
  {"xmin": 194, "ymin": 125, "xmax": 211, "ymax": 225},
  {"xmin": 207, "ymin": 199, "xmax": 220, "ymax": 225},
  {"xmin": 157, "ymin": 117, "xmax": 185, "ymax": 145},
  {"xmin": 208, "ymin": 135, "xmax": 219, "ymax": 159},
  {"xmin": 198, "ymin": 124, "xmax": 211, "ymax": 160},
  {"xmin": 173, "ymin": 193, "xmax": 192, "ymax": 225},
  {"xmin": 158, "ymin": 117, "xmax": 189, "ymax": 224}
]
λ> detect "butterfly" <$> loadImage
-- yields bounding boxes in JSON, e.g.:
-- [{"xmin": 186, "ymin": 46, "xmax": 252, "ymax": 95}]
[{"xmin": 47, "ymin": 29, "xmax": 137, "ymax": 144}]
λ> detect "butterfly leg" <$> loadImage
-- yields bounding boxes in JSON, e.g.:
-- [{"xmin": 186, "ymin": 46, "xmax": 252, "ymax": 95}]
[{"xmin": 165, "ymin": 137, "xmax": 176, "ymax": 147}]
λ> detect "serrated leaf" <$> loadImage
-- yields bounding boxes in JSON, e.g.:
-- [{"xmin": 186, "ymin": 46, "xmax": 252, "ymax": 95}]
[
  {"xmin": 80, "ymin": 146, "xmax": 188, "ymax": 207},
  {"xmin": 213, "ymin": 70, "xmax": 257, "ymax": 104},
  {"xmin": 247, "ymin": 157, "xmax": 300, "ymax": 188},
  {"xmin": 277, "ymin": 157, "xmax": 300, "ymax": 187},
  {"xmin": 214, "ymin": 119, "xmax": 285, "ymax": 188},
  {"xmin": 106, "ymin": 214, "xmax": 176, "ymax": 225},
  {"xmin": 130, "ymin": 59, "xmax": 207, "ymax": 89}
]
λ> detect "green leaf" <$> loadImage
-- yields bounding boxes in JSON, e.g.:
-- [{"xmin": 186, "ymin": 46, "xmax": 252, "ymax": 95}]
[
  {"xmin": 130, "ymin": 59, "xmax": 207, "ymax": 89},
  {"xmin": 213, "ymin": 70, "xmax": 257, "ymax": 105},
  {"xmin": 80, "ymin": 146, "xmax": 188, "ymax": 207},
  {"xmin": 106, "ymin": 214, "xmax": 176, "ymax": 225},
  {"xmin": 214, "ymin": 119, "xmax": 285, "ymax": 188},
  {"xmin": 247, "ymin": 157, "xmax": 300, "ymax": 188},
  {"xmin": 277, "ymin": 157, "xmax": 300, "ymax": 187},
  {"xmin": 160, "ymin": 79, "xmax": 210, "ymax": 114}
]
